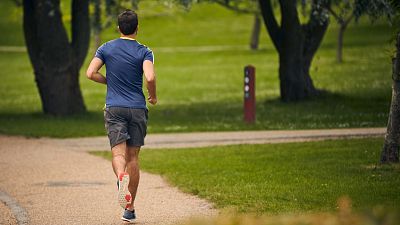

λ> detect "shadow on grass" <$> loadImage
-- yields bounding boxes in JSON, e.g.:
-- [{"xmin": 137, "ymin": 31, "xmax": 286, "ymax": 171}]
[
  {"xmin": 0, "ymin": 92, "xmax": 390, "ymax": 137},
  {"xmin": 0, "ymin": 111, "xmax": 105, "ymax": 138}
]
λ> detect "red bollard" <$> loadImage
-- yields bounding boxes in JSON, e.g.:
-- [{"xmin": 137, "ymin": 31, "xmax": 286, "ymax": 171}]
[{"xmin": 244, "ymin": 65, "xmax": 255, "ymax": 123}]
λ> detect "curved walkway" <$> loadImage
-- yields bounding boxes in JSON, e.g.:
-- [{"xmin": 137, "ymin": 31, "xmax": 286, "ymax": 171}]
[
  {"xmin": 0, "ymin": 136, "xmax": 215, "ymax": 225},
  {"xmin": 0, "ymin": 127, "xmax": 385, "ymax": 224}
]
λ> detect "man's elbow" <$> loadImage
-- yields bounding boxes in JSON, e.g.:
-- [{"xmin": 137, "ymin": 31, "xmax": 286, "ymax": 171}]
[
  {"xmin": 146, "ymin": 74, "xmax": 156, "ymax": 83},
  {"xmin": 86, "ymin": 69, "xmax": 94, "ymax": 80}
]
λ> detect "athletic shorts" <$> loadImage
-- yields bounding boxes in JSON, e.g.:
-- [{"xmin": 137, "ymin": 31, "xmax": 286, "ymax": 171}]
[{"xmin": 104, "ymin": 107, "xmax": 148, "ymax": 148}]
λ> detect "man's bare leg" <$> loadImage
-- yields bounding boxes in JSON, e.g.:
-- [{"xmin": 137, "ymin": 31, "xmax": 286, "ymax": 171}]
[
  {"xmin": 125, "ymin": 146, "xmax": 140, "ymax": 210},
  {"xmin": 112, "ymin": 141, "xmax": 135, "ymax": 209},
  {"xmin": 111, "ymin": 142, "xmax": 127, "ymax": 177}
]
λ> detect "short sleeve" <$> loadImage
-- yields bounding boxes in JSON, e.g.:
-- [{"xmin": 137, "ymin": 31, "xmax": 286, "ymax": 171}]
[
  {"xmin": 144, "ymin": 48, "xmax": 154, "ymax": 64},
  {"xmin": 95, "ymin": 44, "xmax": 106, "ymax": 62}
]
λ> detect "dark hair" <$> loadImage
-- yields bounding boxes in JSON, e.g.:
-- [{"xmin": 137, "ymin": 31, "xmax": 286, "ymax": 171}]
[{"xmin": 118, "ymin": 10, "xmax": 138, "ymax": 35}]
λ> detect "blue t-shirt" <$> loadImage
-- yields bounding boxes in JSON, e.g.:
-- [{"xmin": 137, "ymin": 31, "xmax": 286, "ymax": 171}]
[{"xmin": 95, "ymin": 38, "xmax": 154, "ymax": 109}]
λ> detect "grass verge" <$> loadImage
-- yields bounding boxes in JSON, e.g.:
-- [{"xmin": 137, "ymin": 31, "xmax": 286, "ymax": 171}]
[
  {"xmin": 179, "ymin": 202, "xmax": 400, "ymax": 225},
  {"xmin": 92, "ymin": 138, "xmax": 400, "ymax": 214}
]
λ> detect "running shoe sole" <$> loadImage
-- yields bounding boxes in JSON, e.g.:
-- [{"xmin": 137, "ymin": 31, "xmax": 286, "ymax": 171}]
[
  {"xmin": 121, "ymin": 209, "xmax": 136, "ymax": 223},
  {"xmin": 121, "ymin": 217, "xmax": 135, "ymax": 223},
  {"xmin": 118, "ymin": 172, "xmax": 132, "ymax": 209}
]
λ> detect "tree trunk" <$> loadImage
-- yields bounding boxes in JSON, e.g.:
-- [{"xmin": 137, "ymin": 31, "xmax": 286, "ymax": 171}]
[
  {"xmin": 337, "ymin": 24, "xmax": 345, "ymax": 63},
  {"xmin": 259, "ymin": 0, "xmax": 328, "ymax": 101},
  {"xmin": 278, "ymin": 43, "xmax": 318, "ymax": 101},
  {"xmin": 95, "ymin": 33, "xmax": 102, "ymax": 49},
  {"xmin": 35, "ymin": 68, "xmax": 86, "ymax": 115},
  {"xmin": 93, "ymin": 0, "xmax": 102, "ymax": 48},
  {"xmin": 250, "ymin": 13, "xmax": 261, "ymax": 50},
  {"xmin": 380, "ymin": 33, "xmax": 400, "ymax": 164},
  {"xmin": 278, "ymin": 16, "xmax": 309, "ymax": 100},
  {"xmin": 131, "ymin": 0, "xmax": 139, "ymax": 10},
  {"xmin": 336, "ymin": 14, "xmax": 353, "ymax": 64},
  {"xmin": 23, "ymin": 0, "xmax": 89, "ymax": 115}
]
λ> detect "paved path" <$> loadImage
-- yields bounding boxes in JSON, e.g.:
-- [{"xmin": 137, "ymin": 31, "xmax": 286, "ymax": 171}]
[
  {"xmin": 0, "ymin": 127, "xmax": 386, "ymax": 224},
  {"xmin": 51, "ymin": 127, "xmax": 386, "ymax": 152},
  {"xmin": 0, "ymin": 136, "xmax": 215, "ymax": 225}
]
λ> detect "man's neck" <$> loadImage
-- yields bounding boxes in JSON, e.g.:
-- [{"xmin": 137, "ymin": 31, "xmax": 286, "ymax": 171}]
[{"xmin": 120, "ymin": 34, "xmax": 136, "ymax": 40}]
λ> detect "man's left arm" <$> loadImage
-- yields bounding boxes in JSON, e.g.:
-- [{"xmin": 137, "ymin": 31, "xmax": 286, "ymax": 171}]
[{"xmin": 86, "ymin": 57, "xmax": 106, "ymax": 84}]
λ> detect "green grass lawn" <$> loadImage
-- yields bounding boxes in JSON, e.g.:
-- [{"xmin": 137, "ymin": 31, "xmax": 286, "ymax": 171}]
[
  {"xmin": 0, "ymin": 2, "xmax": 395, "ymax": 137},
  {"xmin": 93, "ymin": 138, "xmax": 400, "ymax": 214}
]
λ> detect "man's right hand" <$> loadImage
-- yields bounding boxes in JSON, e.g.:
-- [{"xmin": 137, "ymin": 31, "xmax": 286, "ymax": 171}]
[{"xmin": 148, "ymin": 96, "xmax": 157, "ymax": 105}]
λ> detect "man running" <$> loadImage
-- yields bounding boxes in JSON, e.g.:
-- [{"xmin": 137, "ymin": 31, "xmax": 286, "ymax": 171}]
[{"xmin": 86, "ymin": 9, "xmax": 157, "ymax": 222}]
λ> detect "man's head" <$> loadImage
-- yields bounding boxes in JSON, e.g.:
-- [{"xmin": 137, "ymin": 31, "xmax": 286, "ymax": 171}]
[{"xmin": 118, "ymin": 10, "xmax": 138, "ymax": 35}]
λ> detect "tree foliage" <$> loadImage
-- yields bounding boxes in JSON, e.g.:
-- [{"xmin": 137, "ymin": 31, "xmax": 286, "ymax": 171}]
[
  {"xmin": 354, "ymin": 0, "xmax": 394, "ymax": 21},
  {"xmin": 89, "ymin": 0, "xmax": 194, "ymax": 47}
]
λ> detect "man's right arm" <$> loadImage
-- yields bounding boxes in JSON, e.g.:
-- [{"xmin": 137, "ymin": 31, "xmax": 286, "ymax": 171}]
[
  {"xmin": 86, "ymin": 57, "xmax": 106, "ymax": 84},
  {"xmin": 143, "ymin": 60, "xmax": 157, "ymax": 105}
]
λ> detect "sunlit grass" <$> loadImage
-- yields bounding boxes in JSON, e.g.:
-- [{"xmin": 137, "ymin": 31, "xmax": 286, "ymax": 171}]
[
  {"xmin": 0, "ymin": 2, "xmax": 395, "ymax": 137},
  {"xmin": 93, "ymin": 138, "xmax": 400, "ymax": 213}
]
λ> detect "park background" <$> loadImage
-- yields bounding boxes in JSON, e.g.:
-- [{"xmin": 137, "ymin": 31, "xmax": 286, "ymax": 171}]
[{"xmin": 0, "ymin": 0, "xmax": 399, "ymax": 224}]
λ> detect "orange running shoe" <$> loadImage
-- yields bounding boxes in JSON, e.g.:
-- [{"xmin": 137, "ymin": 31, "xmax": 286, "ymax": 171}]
[{"xmin": 117, "ymin": 172, "xmax": 132, "ymax": 209}]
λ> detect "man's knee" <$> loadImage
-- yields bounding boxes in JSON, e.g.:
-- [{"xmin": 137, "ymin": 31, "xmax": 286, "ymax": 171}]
[
  {"xmin": 112, "ymin": 142, "xmax": 127, "ymax": 159},
  {"xmin": 126, "ymin": 146, "xmax": 140, "ymax": 161}
]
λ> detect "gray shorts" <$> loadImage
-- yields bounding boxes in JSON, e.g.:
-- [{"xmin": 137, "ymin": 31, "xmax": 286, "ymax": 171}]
[{"xmin": 104, "ymin": 107, "xmax": 148, "ymax": 148}]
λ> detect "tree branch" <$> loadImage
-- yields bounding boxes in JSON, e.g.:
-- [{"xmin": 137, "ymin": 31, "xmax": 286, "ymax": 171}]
[
  {"xmin": 35, "ymin": 0, "xmax": 71, "ymax": 69},
  {"xmin": 326, "ymin": 4, "xmax": 354, "ymax": 28},
  {"xmin": 71, "ymin": 0, "xmax": 90, "ymax": 69},
  {"xmin": 344, "ymin": 12, "xmax": 354, "ymax": 27},
  {"xmin": 258, "ymin": 0, "xmax": 282, "ymax": 52},
  {"xmin": 393, "ymin": 32, "xmax": 400, "ymax": 81},
  {"xmin": 326, "ymin": 5, "xmax": 343, "ymax": 24},
  {"xmin": 279, "ymin": 0, "xmax": 301, "ymax": 31},
  {"xmin": 302, "ymin": 0, "xmax": 330, "ymax": 62},
  {"xmin": 22, "ymin": 0, "xmax": 40, "ymax": 71}
]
